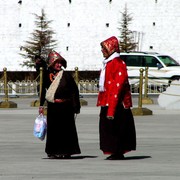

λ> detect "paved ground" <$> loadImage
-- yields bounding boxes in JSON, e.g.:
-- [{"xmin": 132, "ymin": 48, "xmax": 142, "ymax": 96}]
[{"xmin": 0, "ymin": 95, "xmax": 180, "ymax": 180}]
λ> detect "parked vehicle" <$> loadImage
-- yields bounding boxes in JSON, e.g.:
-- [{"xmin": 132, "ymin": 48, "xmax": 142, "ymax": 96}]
[{"xmin": 120, "ymin": 52, "xmax": 180, "ymax": 86}]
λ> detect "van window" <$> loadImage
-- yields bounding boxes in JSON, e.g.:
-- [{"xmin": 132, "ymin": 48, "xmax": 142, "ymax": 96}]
[
  {"xmin": 120, "ymin": 55, "xmax": 160, "ymax": 67},
  {"xmin": 144, "ymin": 56, "xmax": 159, "ymax": 67},
  {"xmin": 120, "ymin": 55, "xmax": 143, "ymax": 67},
  {"xmin": 158, "ymin": 56, "xmax": 180, "ymax": 66}
]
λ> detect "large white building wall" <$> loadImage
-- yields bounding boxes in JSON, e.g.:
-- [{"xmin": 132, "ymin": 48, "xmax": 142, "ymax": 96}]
[{"xmin": 0, "ymin": 0, "xmax": 180, "ymax": 71}]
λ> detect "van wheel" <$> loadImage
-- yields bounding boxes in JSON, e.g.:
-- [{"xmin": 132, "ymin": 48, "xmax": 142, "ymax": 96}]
[
  {"xmin": 168, "ymin": 76, "xmax": 180, "ymax": 86},
  {"xmin": 157, "ymin": 85, "xmax": 168, "ymax": 92}
]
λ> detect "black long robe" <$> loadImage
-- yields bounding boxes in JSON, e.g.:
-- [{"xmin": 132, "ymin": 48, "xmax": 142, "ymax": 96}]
[{"xmin": 99, "ymin": 103, "xmax": 136, "ymax": 154}]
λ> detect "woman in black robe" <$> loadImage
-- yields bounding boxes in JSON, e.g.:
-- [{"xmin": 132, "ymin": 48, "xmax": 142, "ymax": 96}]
[{"xmin": 38, "ymin": 51, "xmax": 81, "ymax": 159}]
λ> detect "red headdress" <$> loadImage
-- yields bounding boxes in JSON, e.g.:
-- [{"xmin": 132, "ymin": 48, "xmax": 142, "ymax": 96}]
[
  {"xmin": 100, "ymin": 36, "xmax": 120, "ymax": 56},
  {"xmin": 48, "ymin": 50, "xmax": 67, "ymax": 68}
]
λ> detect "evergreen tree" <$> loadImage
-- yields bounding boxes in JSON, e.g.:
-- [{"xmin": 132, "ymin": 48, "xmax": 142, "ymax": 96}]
[
  {"xmin": 20, "ymin": 9, "xmax": 57, "ymax": 68},
  {"xmin": 118, "ymin": 5, "xmax": 137, "ymax": 52}
]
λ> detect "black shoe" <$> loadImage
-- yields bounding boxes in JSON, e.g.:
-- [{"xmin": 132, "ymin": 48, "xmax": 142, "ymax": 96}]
[
  {"xmin": 63, "ymin": 155, "xmax": 71, "ymax": 159},
  {"xmin": 47, "ymin": 154, "xmax": 72, "ymax": 159},
  {"xmin": 106, "ymin": 154, "xmax": 124, "ymax": 160},
  {"xmin": 47, "ymin": 154, "xmax": 58, "ymax": 159}
]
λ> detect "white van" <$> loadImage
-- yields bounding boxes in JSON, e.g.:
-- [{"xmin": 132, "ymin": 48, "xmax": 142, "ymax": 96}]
[{"xmin": 120, "ymin": 52, "xmax": 180, "ymax": 85}]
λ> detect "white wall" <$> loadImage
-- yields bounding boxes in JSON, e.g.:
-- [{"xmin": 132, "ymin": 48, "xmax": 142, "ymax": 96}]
[{"xmin": 0, "ymin": 0, "xmax": 180, "ymax": 71}]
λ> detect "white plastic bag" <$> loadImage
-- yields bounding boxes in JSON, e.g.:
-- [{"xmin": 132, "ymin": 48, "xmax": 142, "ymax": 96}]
[{"xmin": 33, "ymin": 114, "xmax": 47, "ymax": 141}]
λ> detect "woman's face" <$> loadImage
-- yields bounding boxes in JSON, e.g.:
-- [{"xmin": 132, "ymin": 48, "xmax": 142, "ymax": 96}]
[
  {"xmin": 52, "ymin": 61, "xmax": 62, "ymax": 71},
  {"xmin": 101, "ymin": 46, "xmax": 109, "ymax": 59}
]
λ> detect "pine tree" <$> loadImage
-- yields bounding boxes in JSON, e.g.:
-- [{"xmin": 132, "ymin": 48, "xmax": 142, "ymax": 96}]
[
  {"xmin": 20, "ymin": 9, "xmax": 57, "ymax": 68},
  {"xmin": 118, "ymin": 5, "xmax": 137, "ymax": 52}
]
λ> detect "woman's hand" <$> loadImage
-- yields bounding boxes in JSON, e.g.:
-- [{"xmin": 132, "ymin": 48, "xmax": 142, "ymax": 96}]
[
  {"xmin": 107, "ymin": 116, "xmax": 114, "ymax": 120},
  {"xmin": 39, "ymin": 106, "xmax": 44, "ymax": 115}
]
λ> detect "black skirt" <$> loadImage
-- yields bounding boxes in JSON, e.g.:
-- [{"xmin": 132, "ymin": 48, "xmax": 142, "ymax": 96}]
[
  {"xmin": 45, "ymin": 101, "xmax": 81, "ymax": 155},
  {"xmin": 99, "ymin": 104, "xmax": 136, "ymax": 154}
]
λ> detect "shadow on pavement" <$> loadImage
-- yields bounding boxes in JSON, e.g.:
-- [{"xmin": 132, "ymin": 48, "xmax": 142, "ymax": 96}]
[
  {"xmin": 124, "ymin": 155, "xmax": 151, "ymax": 160},
  {"xmin": 42, "ymin": 155, "xmax": 98, "ymax": 160}
]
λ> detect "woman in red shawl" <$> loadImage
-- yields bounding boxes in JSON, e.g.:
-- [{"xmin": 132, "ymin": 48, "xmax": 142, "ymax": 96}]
[{"xmin": 97, "ymin": 36, "xmax": 136, "ymax": 160}]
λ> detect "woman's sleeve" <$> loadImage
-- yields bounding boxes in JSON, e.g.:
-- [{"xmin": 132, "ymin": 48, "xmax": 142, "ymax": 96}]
[
  {"xmin": 107, "ymin": 60, "xmax": 128, "ymax": 117},
  {"xmin": 39, "ymin": 70, "xmax": 49, "ymax": 106},
  {"xmin": 68, "ymin": 73, "xmax": 81, "ymax": 113}
]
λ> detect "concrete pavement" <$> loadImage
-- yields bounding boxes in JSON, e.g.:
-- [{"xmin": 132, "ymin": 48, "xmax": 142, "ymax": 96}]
[{"xmin": 0, "ymin": 96, "xmax": 180, "ymax": 180}]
